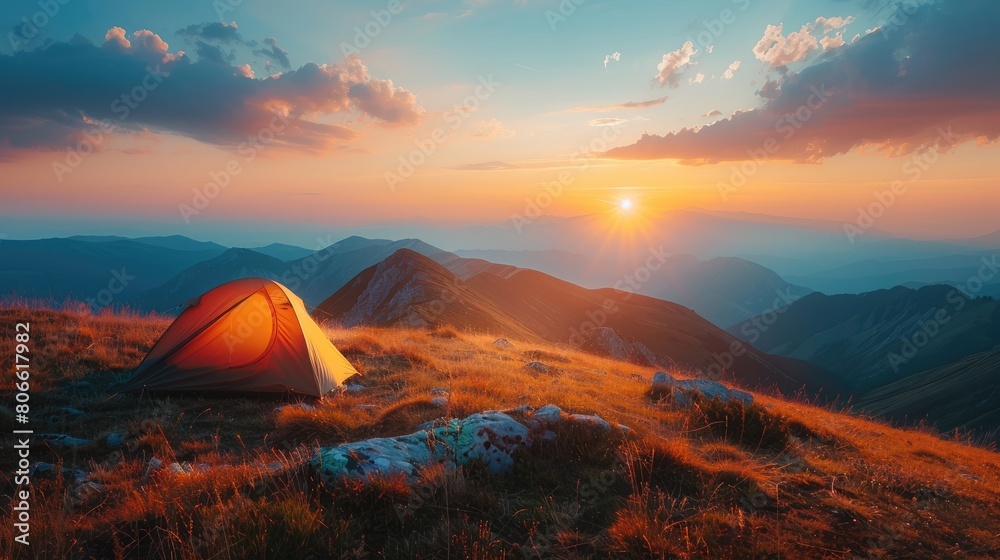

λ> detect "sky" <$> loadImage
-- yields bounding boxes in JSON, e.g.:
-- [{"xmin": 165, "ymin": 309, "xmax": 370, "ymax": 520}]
[{"xmin": 0, "ymin": 0, "xmax": 997, "ymax": 245}]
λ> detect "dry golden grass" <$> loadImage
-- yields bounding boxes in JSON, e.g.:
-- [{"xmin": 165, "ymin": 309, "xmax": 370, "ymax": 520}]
[{"xmin": 0, "ymin": 304, "xmax": 999, "ymax": 558}]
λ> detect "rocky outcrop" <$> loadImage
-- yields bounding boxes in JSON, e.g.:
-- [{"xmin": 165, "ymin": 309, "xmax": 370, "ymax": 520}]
[
  {"xmin": 312, "ymin": 406, "xmax": 621, "ymax": 483},
  {"xmin": 573, "ymin": 327, "xmax": 664, "ymax": 367},
  {"xmin": 650, "ymin": 371, "xmax": 754, "ymax": 406}
]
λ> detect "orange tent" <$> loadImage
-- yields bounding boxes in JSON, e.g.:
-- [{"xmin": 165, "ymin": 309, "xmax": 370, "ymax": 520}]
[{"xmin": 123, "ymin": 278, "xmax": 357, "ymax": 396}]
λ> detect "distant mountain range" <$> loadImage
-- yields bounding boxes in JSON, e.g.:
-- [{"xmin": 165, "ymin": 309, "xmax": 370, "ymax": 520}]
[
  {"xmin": 454, "ymin": 249, "xmax": 813, "ymax": 328},
  {"xmin": 0, "ymin": 237, "xmax": 225, "ymax": 303},
  {"xmin": 316, "ymin": 248, "xmax": 845, "ymax": 398}
]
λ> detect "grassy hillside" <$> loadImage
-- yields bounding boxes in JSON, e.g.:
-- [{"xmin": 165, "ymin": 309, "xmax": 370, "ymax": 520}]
[{"xmin": 1, "ymin": 303, "xmax": 999, "ymax": 559}]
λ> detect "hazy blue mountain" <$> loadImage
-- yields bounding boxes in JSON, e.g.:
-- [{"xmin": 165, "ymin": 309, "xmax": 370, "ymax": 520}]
[
  {"xmin": 132, "ymin": 248, "xmax": 290, "ymax": 312},
  {"xmin": 248, "ymin": 243, "xmax": 315, "ymax": 262},
  {"xmin": 0, "ymin": 238, "xmax": 225, "ymax": 305}
]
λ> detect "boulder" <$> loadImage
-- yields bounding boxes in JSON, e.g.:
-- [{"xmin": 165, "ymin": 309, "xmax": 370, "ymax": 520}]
[
  {"xmin": 530, "ymin": 405, "xmax": 612, "ymax": 431},
  {"xmin": 524, "ymin": 361, "xmax": 549, "ymax": 374},
  {"xmin": 568, "ymin": 413, "xmax": 612, "ymax": 430},
  {"xmin": 493, "ymin": 338, "xmax": 514, "ymax": 349},
  {"xmin": 312, "ymin": 412, "xmax": 529, "ymax": 482},
  {"xmin": 651, "ymin": 371, "xmax": 754, "ymax": 406},
  {"xmin": 533, "ymin": 405, "xmax": 562, "ymax": 426},
  {"xmin": 106, "ymin": 432, "xmax": 129, "ymax": 447},
  {"xmin": 573, "ymin": 327, "xmax": 663, "ymax": 366}
]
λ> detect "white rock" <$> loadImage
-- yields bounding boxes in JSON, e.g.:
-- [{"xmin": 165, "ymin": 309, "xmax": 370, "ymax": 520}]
[
  {"xmin": 312, "ymin": 412, "xmax": 529, "ymax": 482},
  {"xmin": 533, "ymin": 405, "xmax": 563, "ymax": 426},
  {"xmin": 651, "ymin": 371, "xmax": 754, "ymax": 406},
  {"xmin": 568, "ymin": 413, "xmax": 612, "ymax": 430}
]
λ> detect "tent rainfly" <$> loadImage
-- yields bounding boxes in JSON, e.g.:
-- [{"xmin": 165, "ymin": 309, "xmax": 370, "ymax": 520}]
[{"xmin": 123, "ymin": 278, "xmax": 357, "ymax": 396}]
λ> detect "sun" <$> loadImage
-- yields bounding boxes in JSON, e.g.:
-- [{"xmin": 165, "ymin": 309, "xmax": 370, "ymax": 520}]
[{"xmin": 619, "ymin": 198, "xmax": 633, "ymax": 211}]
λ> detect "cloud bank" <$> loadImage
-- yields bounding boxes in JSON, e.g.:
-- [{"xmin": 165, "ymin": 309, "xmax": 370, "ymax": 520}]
[
  {"xmin": 607, "ymin": 1, "xmax": 1000, "ymax": 164},
  {"xmin": 0, "ymin": 26, "xmax": 422, "ymax": 158}
]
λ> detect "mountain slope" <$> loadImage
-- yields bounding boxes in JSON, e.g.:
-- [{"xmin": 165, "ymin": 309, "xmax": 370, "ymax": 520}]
[
  {"xmin": 4, "ymin": 304, "xmax": 999, "ymax": 558},
  {"xmin": 859, "ymin": 349, "xmax": 1000, "ymax": 437},
  {"xmin": 318, "ymin": 249, "xmax": 846, "ymax": 397},
  {"xmin": 289, "ymin": 237, "xmax": 446, "ymax": 305},
  {"xmin": 729, "ymin": 285, "xmax": 1000, "ymax": 390}
]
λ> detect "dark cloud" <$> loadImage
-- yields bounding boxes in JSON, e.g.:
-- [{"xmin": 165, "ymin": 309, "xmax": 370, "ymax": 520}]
[
  {"xmin": 177, "ymin": 21, "xmax": 244, "ymax": 44},
  {"xmin": 0, "ymin": 27, "xmax": 422, "ymax": 157},
  {"xmin": 607, "ymin": 0, "xmax": 1000, "ymax": 164},
  {"xmin": 194, "ymin": 41, "xmax": 233, "ymax": 65},
  {"xmin": 255, "ymin": 37, "xmax": 290, "ymax": 69}
]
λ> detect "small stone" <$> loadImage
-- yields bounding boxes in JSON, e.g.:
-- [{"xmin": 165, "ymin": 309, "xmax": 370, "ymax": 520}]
[
  {"xmin": 534, "ymin": 405, "xmax": 563, "ymax": 426},
  {"xmin": 524, "ymin": 361, "xmax": 549, "ymax": 374},
  {"xmin": 568, "ymin": 413, "xmax": 612, "ymax": 431},
  {"xmin": 106, "ymin": 432, "xmax": 128, "ymax": 447},
  {"xmin": 493, "ymin": 338, "xmax": 514, "ymax": 349},
  {"xmin": 431, "ymin": 396, "xmax": 448, "ymax": 407}
]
